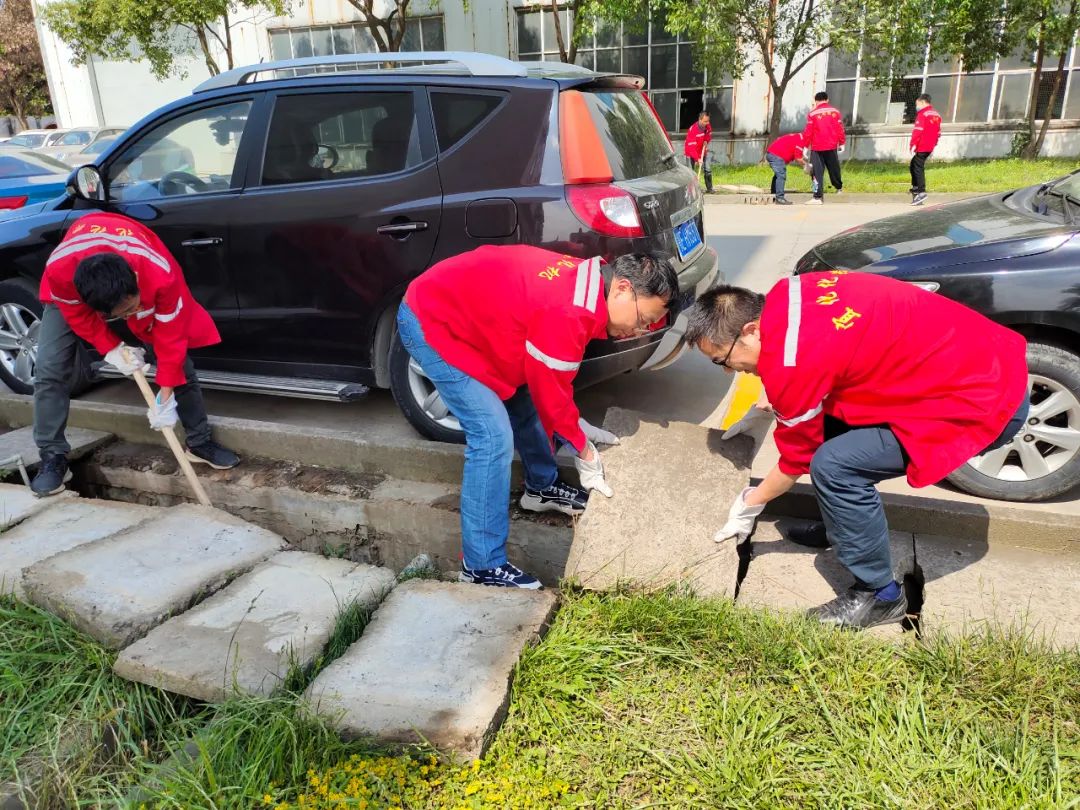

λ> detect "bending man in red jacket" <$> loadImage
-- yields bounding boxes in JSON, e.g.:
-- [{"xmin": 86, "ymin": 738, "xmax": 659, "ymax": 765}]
[
  {"xmin": 684, "ymin": 272, "xmax": 1029, "ymax": 629},
  {"xmin": 683, "ymin": 112, "xmax": 713, "ymax": 194},
  {"xmin": 910, "ymin": 93, "xmax": 942, "ymax": 206},
  {"xmin": 398, "ymin": 246, "xmax": 679, "ymax": 589},
  {"xmin": 802, "ymin": 91, "xmax": 846, "ymax": 205},
  {"xmin": 765, "ymin": 132, "xmax": 808, "ymax": 205},
  {"xmin": 32, "ymin": 212, "xmax": 239, "ymax": 497}
]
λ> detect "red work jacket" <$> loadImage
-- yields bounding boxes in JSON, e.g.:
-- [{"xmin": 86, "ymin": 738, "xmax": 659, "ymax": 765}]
[
  {"xmin": 40, "ymin": 212, "xmax": 220, "ymax": 388},
  {"xmin": 758, "ymin": 272, "xmax": 1028, "ymax": 488},
  {"xmin": 801, "ymin": 102, "xmax": 846, "ymax": 151},
  {"xmin": 683, "ymin": 122, "xmax": 712, "ymax": 161},
  {"xmin": 405, "ymin": 245, "xmax": 609, "ymax": 452},
  {"xmin": 911, "ymin": 105, "xmax": 942, "ymax": 153},
  {"xmin": 767, "ymin": 133, "xmax": 808, "ymax": 164}
]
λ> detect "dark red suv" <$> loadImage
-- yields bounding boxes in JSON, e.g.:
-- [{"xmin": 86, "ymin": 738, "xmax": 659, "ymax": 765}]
[{"xmin": 0, "ymin": 52, "xmax": 718, "ymax": 441}]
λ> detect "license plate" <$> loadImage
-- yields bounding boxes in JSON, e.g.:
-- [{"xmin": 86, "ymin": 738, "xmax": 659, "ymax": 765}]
[{"xmin": 673, "ymin": 219, "xmax": 703, "ymax": 261}]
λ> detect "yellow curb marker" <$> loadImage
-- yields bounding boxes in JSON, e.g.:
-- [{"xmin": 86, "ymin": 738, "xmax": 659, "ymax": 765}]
[{"xmin": 720, "ymin": 373, "xmax": 764, "ymax": 430}]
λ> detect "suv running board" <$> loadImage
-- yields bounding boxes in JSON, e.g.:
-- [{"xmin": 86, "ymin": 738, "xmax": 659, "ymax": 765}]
[{"xmin": 93, "ymin": 364, "xmax": 369, "ymax": 402}]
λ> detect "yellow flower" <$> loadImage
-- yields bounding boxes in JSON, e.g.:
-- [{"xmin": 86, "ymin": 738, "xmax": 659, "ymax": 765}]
[
  {"xmin": 465, "ymin": 780, "xmax": 483, "ymax": 796},
  {"xmin": 263, "ymin": 795, "xmax": 274, "ymax": 805}
]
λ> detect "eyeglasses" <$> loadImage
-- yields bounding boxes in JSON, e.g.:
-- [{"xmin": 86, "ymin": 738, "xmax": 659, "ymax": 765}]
[
  {"xmin": 105, "ymin": 304, "xmax": 140, "ymax": 322},
  {"xmin": 712, "ymin": 337, "xmax": 739, "ymax": 369},
  {"xmin": 631, "ymin": 291, "xmax": 651, "ymax": 336}
]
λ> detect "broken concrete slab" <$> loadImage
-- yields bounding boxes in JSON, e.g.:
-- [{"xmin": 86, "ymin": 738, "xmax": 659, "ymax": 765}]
[
  {"xmin": 114, "ymin": 551, "xmax": 396, "ymax": 701},
  {"xmin": 564, "ymin": 408, "xmax": 753, "ymax": 596},
  {"xmin": 0, "ymin": 483, "xmax": 77, "ymax": 532},
  {"xmin": 916, "ymin": 536, "xmax": 1080, "ymax": 649},
  {"xmin": 0, "ymin": 498, "xmax": 158, "ymax": 597},
  {"xmin": 22, "ymin": 503, "xmax": 286, "ymax": 649},
  {"xmin": 306, "ymin": 580, "xmax": 557, "ymax": 759},
  {"xmin": 0, "ymin": 426, "xmax": 112, "ymax": 471}
]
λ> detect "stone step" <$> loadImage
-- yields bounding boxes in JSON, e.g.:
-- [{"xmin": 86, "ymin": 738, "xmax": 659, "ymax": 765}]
[
  {"xmin": 565, "ymin": 408, "xmax": 753, "ymax": 596},
  {"xmin": 0, "ymin": 482, "xmax": 77, "ymax": 532},
  {"xmin": 22, "ymin": 503, "xmax": 286, "ymax": 649},
  {"xmin": 306, "ymin": 580, "xmax": 557, "ymax": 759},
  {"xmin": 0, "ymin": 497, "xmax": 158, "ymax": 597},
  {"xmin": 114, "ymin": 551, "xmax": 397, "ymax": 702},
  {"xmin": 0, "ymin": 425, "xmax": 112, "ymax": 473}
]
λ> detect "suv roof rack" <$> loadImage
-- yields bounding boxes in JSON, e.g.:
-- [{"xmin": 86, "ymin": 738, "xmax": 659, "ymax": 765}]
[{"xmin": 194, "ymin": 51, "xmax": 528, "ymax": 93}]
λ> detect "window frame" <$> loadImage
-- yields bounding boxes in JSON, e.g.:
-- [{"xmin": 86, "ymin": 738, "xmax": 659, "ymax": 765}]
[{"xmin": 426, "ymin": 88, "xmax": 508, "ymax": 155}]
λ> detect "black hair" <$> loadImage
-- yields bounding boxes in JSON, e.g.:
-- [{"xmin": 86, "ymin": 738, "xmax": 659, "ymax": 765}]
[
  {"xmin": 683, "ymin": 285, "xmax": 765, "ymax": 347},
  {"xmin": 698, "ymin": 111, "xmax": 710, "ymax": 119},
  {"xmin": 73, "ymin": 253, "xmax": 138, "ymax": 314},
  {"xmin": 815, "ymin": 91, "xmax": 829, "ymax": 102},
  {"xmin": 917, "ymin": 93, "xmax": 932, "ymax": 103},
  {"xmin": 610, "ymin": 252, "xmax": 680, "ymax": 304}
]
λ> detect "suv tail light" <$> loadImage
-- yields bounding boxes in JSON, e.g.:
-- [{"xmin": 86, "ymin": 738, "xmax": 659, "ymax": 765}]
[
  {"xmin": 566, "ymin": 184, "xmax": 644, "ymax": 238},
  {"xmin": 0, "ymin": 196, "xmax": 28, "ymax": 210}
]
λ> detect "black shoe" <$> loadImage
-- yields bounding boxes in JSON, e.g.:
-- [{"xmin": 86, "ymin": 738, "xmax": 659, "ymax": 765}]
[
  {"xmin": 811, "ymin": 585, "xmax": 908, "ymax": 630},
  {"xmin": 520, "ymin": 479, "xmax": 588, "ymax": 516},
  {"xmin": 31, "ymin": 453, "xmax": 70, "ymax": 497},
  {"xmin": 912, "ymin": 192, "xmax": 927, "ymax": 206},
  {"xmin": 184, "ymin": 440, "xmax": 240, "ymax": 470},
  {"xmin": 774, "ymin": 196, "xmax": 793, "ymax": 205},
  {"xmin": 786, "ymin": 522, "xmax": 831, "ymax": 548}
]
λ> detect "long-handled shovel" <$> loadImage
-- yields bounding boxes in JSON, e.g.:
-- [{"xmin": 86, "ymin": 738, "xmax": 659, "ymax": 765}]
[{"xmin": 129, "ymin": 362, "xmax": 212, "ymax": 508}]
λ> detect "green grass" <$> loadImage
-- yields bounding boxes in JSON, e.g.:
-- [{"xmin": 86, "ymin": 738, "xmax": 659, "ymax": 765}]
[{"xmin": 712, "ymin": 157, "xmax": 1080, "ymax": 194}]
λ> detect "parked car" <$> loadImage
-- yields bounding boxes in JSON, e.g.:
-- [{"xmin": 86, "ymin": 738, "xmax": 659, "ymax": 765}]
[
  {"xmin": 0, "ymin": 150, "xmax": 72, "ymax": 209},
  {"xmin": 61, "ymin": 136, "xmax": 118, "ymax": 167},
  {"xmin": 1, "ymin": 130, "xmax": 54, "ymax": 150},
  {"xmin": 0, "ymin": 52, "xmax": 718, "ymax": 442},
  {"xmin": 46, "ymin": 127, "xmax": 126, "ymax": 165},
  {"xmin": 795, "ymin": 170, "xmax": 1080, "ymax": 502}
]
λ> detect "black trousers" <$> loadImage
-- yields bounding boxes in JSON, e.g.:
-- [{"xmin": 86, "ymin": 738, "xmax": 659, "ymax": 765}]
[
  {"xmin": 811, "ymin": 149, "xmax": 843, "ymax": 198},
  {"xmin": 909, "ymin": 151, "xmax": 932, "ymax": 194}
]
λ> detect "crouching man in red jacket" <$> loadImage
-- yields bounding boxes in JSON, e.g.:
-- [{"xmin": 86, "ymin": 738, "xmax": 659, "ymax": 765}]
[
  {"xmin": 32, "ymin": 212, "xmax": 240, "ymax": 497},
  {"xmin": 398, "ymin": 246, "xmax": 679, "ymax": 589},
  {"xmin": 684, "ymin": 271, "xmax": 1029, "ymax": 629}
]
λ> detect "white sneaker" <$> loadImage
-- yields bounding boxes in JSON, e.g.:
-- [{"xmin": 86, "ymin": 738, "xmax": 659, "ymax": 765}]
[{"xmin": 805, "ymin": 198, "xmax": 823, "ymax": 206}]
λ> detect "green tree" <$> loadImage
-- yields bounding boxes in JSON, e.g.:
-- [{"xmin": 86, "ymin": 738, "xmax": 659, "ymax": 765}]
[
  {"xmin": 41, "ymin": 0, "xmax": 290, "ymax": 79},
  {"xmin": 0, "ymin": 0, "xmax": 52, "ymax": 127}
]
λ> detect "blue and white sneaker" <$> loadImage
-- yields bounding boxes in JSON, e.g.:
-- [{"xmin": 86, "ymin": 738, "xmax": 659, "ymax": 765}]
[
  {"xmin": 520, "ymin": 480, "xmax": 588, "ymax": 516},
  {"xmin": 460, "ymin": 562, "xmax": 543, "ymax": 590}
]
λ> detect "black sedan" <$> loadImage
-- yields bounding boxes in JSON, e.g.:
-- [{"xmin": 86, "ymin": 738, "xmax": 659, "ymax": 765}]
[{"xmin": 796, "ymin": 170, "xmax": 1080, "ymax": 502}]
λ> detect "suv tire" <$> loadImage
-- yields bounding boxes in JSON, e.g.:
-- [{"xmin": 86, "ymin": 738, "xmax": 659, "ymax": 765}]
[
  {"xmin": 389, "ymin": 326, "xmax": 466, "ymax": 444},
  {"xmin": 947, "ymin": 341, "xmax": 1080, "ymax": 501},
  {"xmin": 0, "ymin": 278, "xmax": 94, "ymax": 396}
]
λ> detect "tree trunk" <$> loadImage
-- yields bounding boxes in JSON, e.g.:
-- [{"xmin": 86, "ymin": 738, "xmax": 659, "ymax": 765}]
[
  {"xmin": 223, "ymin": 10, "xmax": 234, "ymax": 71},
  {"xmin": 195, "ymin": 26, "xmax": 221, "ymax": 76},
  {"xmin": 550, "ymin": 0, "xmax": 568, "ymax": 62},
  {"xmin": 1031, "ymin": 47, "xmax": 1069, "ymax": 157},
  {"xmin": 1021, "ymin": 19, "xmax": 1047, "ymax": 158},
  {"xmin": 767, "ymin": 82, "xmax": 785, "ymax": 147}
]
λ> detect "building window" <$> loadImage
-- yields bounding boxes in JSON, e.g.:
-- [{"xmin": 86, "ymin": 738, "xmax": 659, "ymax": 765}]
[
  {"xmin": 515, "ymin": 7, "xmax": 733, "ymax": 133},
  {"xmin": 268, "ymin": 17, "xmax": 446, "ymax": 62}
]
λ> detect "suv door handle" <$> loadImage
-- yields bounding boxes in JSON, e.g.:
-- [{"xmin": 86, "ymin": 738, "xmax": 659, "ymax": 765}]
[
  {"xmin": 181, "ymin": 237, "xmax": 224, "ymax": 248},
  {"xmin": 377, "ymin": 221, "xmax": 428, "ymax": 236}
]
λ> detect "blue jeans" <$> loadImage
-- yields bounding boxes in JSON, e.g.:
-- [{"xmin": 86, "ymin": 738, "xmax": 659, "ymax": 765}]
[
  {"xmin": 811, "ymin": 399, "xmax": 1030, "ymax": 589},
  {"xmin": 766, "ymin": 153, "xmax": 788, "ymax": 198},
  {"xmin": 396, "ymin": 302, "xmax": 559, "ymax": 570}
]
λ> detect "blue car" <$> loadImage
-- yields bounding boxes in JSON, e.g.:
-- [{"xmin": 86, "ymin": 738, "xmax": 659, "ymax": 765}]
[{"xmin": 0, "ymin": 150, "xmax": 71, "ymax": 211}]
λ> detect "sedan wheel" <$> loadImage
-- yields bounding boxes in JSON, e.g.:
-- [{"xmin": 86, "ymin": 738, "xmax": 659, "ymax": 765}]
[
  {"xmin": 406, "ymin": 357, "xmax": 462, "ymax": 433},
  {"xmin": 0, "ymin": 303, "xmax": 40, "ymax": 389}
]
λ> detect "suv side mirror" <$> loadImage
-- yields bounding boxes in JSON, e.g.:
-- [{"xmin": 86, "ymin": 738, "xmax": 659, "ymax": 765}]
[{"xmin": 67, "ymin": 165, "xmax": 106, "ymax": 202}]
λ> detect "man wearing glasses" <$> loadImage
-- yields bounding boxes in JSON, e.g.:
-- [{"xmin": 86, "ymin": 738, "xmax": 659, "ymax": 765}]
[
  {"xmin": 31, "ymin": 212, "xmax": 239, "ymax": 497},
  {"xmin": 397, "ymin": 246, "xmax": 679, "ymax": 589},
  {"xmin": 682, "ymin": 272, "xmax": 1029, "ymax": 629}
]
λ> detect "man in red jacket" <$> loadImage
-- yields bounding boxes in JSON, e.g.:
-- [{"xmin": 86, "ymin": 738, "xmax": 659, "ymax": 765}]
[
  {"xmin": 398, "ymin": 246, "xmax": 679, "ymax": 589},
  {"xmin": 765, "ymin": 132, "xmax": 808, "ymax": 205},
  {"xmin": 684, "ymin": 272, "xmax": 1029, "ymax": 629},
  {"xmin": 683, "ymin": 112, "xmax": 713, "ymax": 194},
  {"xmin": 31, "ymin": 212, "xmax": 239, "ymax": 497},
  {"xmin": 910, "ymin": 93, "xmax": 942, "ymax": 206},
  {"xmin": 802, "ymin": 91, "xmax": 846, "ymax": 205}
]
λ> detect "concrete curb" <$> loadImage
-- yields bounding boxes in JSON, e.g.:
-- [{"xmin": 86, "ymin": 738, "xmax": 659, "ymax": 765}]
[{"xmin": 705, "ymin": 191, "xmax": 982, "ymax": 205}]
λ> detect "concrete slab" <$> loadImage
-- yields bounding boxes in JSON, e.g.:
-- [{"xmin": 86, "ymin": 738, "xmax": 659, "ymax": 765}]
[
  {"xmin": 114, "ymin": 551, "xmax": 396, "ymax": 701},
  {"xmin": 0, "ymin": 483, "xmax": 77, "ymax": 532},
  {"xmin": 22, "ymin": 504, "xmax": 286, "ymax": 649},
  {"xmin": 916, "ymin": 536, "xmax": 1080, "ymax": 649},
  {"xmin": 0, "ymin": 498, "xmax": 157, "ymax": 597},
  {"xmin": 564, "ymin": 408, "xmax": 753, "ymax": 596},
  {"xmin": 306, "ymin": 580, "xmax": 557, "ymax": 758},
  {"xmin": 0, "ymin": 425, "xmax": 111, "ymax": 471}
]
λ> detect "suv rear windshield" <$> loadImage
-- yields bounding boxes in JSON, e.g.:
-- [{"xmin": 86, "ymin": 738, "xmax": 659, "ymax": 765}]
[{"xmin": 580, "ymin": 90, "xmax": 674, "ymax": 181}]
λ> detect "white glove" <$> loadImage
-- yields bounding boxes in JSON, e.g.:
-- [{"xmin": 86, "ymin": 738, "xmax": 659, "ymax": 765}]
[
  {"xmin": 714, "ymin": 487, "xmax": 765, "ymax": 543},
  {"xmin": 579, "ymin": 418, "xmax": 620, "ymax": 446},
  {"xmin": 721, "ymin": 406, "xmax": 775, "ymax": 440},
  {"xmin": 910, "ymin": 145, "xmax": 917, "ymax": 156},
  {"xmin": 575, "ymin": 441, "xmax": 613, "ymax": 498},
  {"xmin": 105, "ymin": 343, "xmax": 148, "ymax": 376},
  {"xmin": 147, "ymin": 391, "xmax": 178, "ymax": 431},
  {"xmin": 836, "ymin": 144, "xmax": 845, "ymax": 154}
]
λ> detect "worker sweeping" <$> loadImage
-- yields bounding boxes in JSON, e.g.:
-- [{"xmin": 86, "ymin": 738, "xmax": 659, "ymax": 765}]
[
  {"xmin": 683, "ymin": 272, "xmax": 1029, "ymax": 629},
  {"xmin": 31, "ymin": 212, "xmax": 239, "ymax": 497},
  {"xmin": 397, "ymin": 246, "xmax": 679, "ymax": 589}
]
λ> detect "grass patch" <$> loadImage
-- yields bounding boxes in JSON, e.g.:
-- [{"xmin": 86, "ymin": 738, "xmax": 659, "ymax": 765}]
[{"xmin": 713, "ymin": 157, "xmax": 1079, "ymax": 194}]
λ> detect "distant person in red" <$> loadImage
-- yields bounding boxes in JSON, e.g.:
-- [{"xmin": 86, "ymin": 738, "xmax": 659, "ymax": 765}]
[
  {"xmin": 909, "ymin": 93, "xmax": 942, "ymax": 206},
  {"xmin": 802, "ymin": 91, "xmax": 846, "ymax": 205},
  {"xmin": 32, "ymin": 212, "xmax": 240, "ymax": 497},
  {"xmin": 683, "ymin": 111, "xmax": 713, "ymax": 194},
  {"xmin": 765, "ymin": 132, "xmax": 808, "ymax": 206}
]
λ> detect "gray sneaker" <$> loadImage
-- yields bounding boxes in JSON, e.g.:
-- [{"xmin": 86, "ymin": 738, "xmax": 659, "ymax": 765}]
[
  {"xmin": 912, "ymin": 192, "xmax": 928, "ymax": 206},
  {"xmin": 30, "ymin": 453, "xmax": 70, "ymax": 497},
  {"xmin": 811, "ymin": 585, "xmax": 908, "ymax": 629}
]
